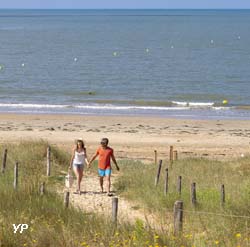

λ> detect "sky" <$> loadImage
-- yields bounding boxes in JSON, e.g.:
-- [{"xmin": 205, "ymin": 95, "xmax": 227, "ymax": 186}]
[{"xmin": 0, "ymin": 0, "xmax": 250, "ymax": 9}]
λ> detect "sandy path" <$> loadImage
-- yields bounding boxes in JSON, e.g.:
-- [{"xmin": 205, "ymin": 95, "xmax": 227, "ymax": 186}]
[{"xmin": 59, "ymin": 172, "xmax": 168, "ymax": 232}]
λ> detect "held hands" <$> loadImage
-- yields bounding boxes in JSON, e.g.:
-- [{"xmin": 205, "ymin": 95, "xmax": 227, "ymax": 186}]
[{"xmin": 87, "ymin": 161, "xmax": 91, "ymax": 169}]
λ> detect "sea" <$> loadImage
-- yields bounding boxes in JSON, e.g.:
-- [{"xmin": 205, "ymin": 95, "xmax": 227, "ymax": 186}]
[{"xmin": 0, "ymin": 9, "xmax": 250, "ymax": 119}]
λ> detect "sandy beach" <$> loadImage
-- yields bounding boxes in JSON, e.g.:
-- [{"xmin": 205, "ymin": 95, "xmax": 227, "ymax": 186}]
[{"xmin": 0, "ymin": 113, "xmax": 249, "ymax": 162}]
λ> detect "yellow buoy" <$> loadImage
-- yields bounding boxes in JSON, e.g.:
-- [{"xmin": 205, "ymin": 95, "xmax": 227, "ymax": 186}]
[
  {"xmin": 113, "ymin": 52, "xmax": 117, "ymax": 56},
  {"xmin": 222, "ymin": 100, "xmax": 228, "ymax": 105},
  {"xmin": 146, "ymin": 48, "xmax": 149, "ymax": 53}
]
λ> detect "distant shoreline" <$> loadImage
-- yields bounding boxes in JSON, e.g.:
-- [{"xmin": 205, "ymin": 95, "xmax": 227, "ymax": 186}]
[{"xmin": 0, "ymin": 102, "xmax": 250, "ymax": 120}]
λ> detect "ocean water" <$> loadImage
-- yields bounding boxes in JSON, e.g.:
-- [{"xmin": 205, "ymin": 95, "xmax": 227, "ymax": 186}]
[{"xmin": 0, "ymin": 9, "xmax": 250, "ymax": 119}]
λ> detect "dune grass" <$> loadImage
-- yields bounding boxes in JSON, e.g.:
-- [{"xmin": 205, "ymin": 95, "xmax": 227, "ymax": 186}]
[
  {"xmin": 113, "ymin": 157, "xmax": 250, "ymax": 246},
  {"xmin": 1, "ymin": 141, "xmax": 249, "ymax": 246},
  {"xmin": 0, "ymin": 141, "xmax": 168, "ymax": 247}
]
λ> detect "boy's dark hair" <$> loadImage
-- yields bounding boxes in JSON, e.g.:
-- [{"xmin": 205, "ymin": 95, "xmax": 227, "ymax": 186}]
[{"xmin": 101, "ymin": 138, "xmax": 109, "ymax": 145}]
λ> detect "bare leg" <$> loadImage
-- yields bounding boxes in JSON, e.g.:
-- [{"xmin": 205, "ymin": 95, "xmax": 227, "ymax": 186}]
[
  {"xmin": 73, "ymin": 166, "xmax": 83, "ymax": 194},
  {"xmin": 99, "ymin": 176, "xmax": 104, "ymax": 193},
  {"xmin": 78, "ymin": 167, "xmax": 84, "ymax": 193},
  {"xmin": 106, "ymin": 175, "xmax": 111, "ymax": 194},
  {"xmin": 73, "ymin": 166, "xmax": 79, "ymax": 190}
]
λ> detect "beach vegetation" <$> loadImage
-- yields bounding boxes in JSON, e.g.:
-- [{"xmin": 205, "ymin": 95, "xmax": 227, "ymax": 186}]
[
  {"xmin": 0, "ymin": 141, "xmax": 249, "ymax": 246},
  {"xmin": 0, "ymin": 142, "xmax": 164, "ymax": 247},
  {"xmin": 114, "ymin": 157, "xmax": 250, "ymax": 247}
]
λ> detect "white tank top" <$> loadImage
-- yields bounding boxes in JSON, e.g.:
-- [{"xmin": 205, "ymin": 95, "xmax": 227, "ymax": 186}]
[{"xmin": 73, "ymin": 150, "xmax": 86, "ymax": 165}]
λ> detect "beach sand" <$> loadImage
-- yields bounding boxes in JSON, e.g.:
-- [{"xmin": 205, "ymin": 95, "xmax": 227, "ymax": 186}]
[{"xmin": 0, "ymin": 113, "xmax": 250, "ymax": 161}]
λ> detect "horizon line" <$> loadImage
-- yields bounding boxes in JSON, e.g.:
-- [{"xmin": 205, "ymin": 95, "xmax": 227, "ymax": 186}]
[{"xmin": 0, "ymin": 8, "xmax": 250, "ymax": 10}]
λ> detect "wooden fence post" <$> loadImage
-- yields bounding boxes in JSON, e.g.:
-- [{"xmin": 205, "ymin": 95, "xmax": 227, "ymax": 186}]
[
  {"xmin": 154, "ymin": 150, "xmax": 157, "ymax": 166},
  {"xmin": 177, "ymin": 176, "xmax": 182, "ymax": 195},
  {"xmin": 112, "ymin": 197, "xmax": 118, "ymax": 223},
  {"xmin": 40, "ymin": 182, "xmax": 45, "ymax": 195},
  {"xmin": 221, "ymin": 184, "xmax": 225, "ymax": 206},
  {"xmin": 1, "ymin": 149, "xmax": 7, "ymax": 174},
  {"xmin": 164, "ymin": 168, "xmax": 169, "ymax": 195},
  {"xmin": 174, "ymin": 200, "xmax": 183, "ymax": 235},
  {"xmin": 47, "ymin": 146, "xmax": 51, "ymax": 176},
  {"xmin": 170, "ymin": 146, "xmax": 174, "ymax": 166},
  {"xmin": 155, "ymin": 160, "xmax": 162, "ymax": 186},
  {"xmin": 191, "ymin": 182, "xmax": 196, "ymax": 206},
  {"xmin": 64, "ymin": 191, "xmax": 70, "ymax": 208},
  {"xmin": 173, "ymin": 150, "xmax": 178, "ymax": 161},
  {"xmin": 14, "ymin": 162, "xmax": 18, "ymax": 190}
]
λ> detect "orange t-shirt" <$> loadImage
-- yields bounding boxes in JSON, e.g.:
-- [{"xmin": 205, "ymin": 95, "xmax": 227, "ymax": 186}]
[{"xmin": 96, "ymin": 147, "xmax": 113, "ymax": 170}]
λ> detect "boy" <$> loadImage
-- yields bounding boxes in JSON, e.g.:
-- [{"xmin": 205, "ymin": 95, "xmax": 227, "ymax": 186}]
[{"xmin": 89, "ymin": 138, "xmax": 120, "ymax": 196}]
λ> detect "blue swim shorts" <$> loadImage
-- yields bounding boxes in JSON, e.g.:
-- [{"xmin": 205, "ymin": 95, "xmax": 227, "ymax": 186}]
[{"xmin": 98, "ymin": 168, "xmax": 111, "ymax": 177}]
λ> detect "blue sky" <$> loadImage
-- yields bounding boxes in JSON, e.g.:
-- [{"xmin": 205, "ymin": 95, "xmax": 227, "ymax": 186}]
[{"xmin": 0, "ymin": 0, "xmax": 249, "ymax": 9}]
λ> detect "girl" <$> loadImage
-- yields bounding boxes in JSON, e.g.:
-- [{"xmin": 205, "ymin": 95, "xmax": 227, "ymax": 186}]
[{"xmin": 69, "ymin": 139, "xmax": 89, "ymax": 195}]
